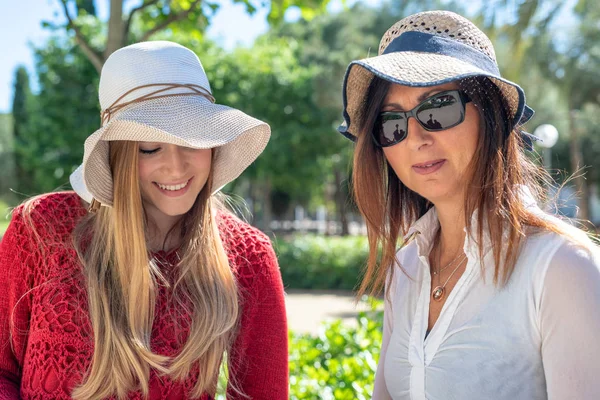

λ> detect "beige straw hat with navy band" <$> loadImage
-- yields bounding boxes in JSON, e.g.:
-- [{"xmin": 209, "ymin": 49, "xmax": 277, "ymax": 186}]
[
  {"xmin": 69, "ymin": 40, "xmax": 270, "ymax": 208},
  {"xmin": 338, "ymin": 10, "xmax": 537, "ymax": 145}
]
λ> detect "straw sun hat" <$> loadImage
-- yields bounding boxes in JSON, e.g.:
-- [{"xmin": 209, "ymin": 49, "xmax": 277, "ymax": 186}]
[
  {"xmin": 70, "ymin": 41, "xmax": 270, "ymax": 207},
  {"xmin": 338, "ymin": 10, "xmax": 537, "ymax": 144}
]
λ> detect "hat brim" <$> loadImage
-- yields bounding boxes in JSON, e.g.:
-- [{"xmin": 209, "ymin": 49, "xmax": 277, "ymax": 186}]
[
  {"xmin": 69, "ymin": 96, "xmax": 270, "ymax": 206},
  {"xmin": 340, "ymin": 51, "xmax": 527, "ymax": 138}
]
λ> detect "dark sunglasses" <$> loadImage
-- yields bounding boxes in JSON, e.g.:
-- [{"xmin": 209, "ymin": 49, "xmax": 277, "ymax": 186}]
[{"xmin": 373, "ymin": 89, "xmax": 471, "ymax": 147}]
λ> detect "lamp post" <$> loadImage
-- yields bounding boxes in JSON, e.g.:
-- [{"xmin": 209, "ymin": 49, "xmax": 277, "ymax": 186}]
[{"xmin": 533, "ymin": 124, "xmax": 559, "ymax": 171}]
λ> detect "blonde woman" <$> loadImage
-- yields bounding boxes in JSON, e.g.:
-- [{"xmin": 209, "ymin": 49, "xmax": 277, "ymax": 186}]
[
  {"xmin": 338, "ymin": 11, "xmax": 600, "ymax": 400},
  {"xmin": 0, "ymin": 41, "xmax": 288, "ymax": 399}
]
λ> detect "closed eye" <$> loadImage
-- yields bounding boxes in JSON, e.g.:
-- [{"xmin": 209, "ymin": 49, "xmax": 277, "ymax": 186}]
[{"xmin": 139, "ymin": 148, "xmax": 160, "ymax": 155}]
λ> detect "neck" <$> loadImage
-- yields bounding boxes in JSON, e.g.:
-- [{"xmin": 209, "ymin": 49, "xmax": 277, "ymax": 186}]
[
  {"xmin": 146, "ymin": 214, "xmax": 183, "ymax": 252},
  {"xmin": 434, "ymin": 200, "xmax": 467, "ymax": 257}
]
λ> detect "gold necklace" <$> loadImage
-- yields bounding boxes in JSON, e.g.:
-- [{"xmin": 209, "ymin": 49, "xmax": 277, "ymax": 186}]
[
  {"xmin": 431, "ymin": 250, "xmax": 463, "ymax": 276},
  {"xmin": 432, "ymin": 253, "xmax": 467, "ymax": 302},
  {"xmin": 430, "ymin": 230, "xmax": 462, "ymax": 276}
]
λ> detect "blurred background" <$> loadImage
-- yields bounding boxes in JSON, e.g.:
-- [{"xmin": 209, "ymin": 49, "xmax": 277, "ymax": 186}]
[{"xmin": 0, "ymin": 0, "xmax": 599, "ymax": 398}]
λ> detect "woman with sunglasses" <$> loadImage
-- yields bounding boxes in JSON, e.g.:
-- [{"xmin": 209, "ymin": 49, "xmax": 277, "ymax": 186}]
[{"xmin": 338, "ymin": 10, "xmax": 600, "ymax": 400}]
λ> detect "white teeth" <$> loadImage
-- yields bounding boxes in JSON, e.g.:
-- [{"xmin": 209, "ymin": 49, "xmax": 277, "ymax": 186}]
[{"xmin": 157, "ymin": 180, "xmax": 189, "ymax": 191}]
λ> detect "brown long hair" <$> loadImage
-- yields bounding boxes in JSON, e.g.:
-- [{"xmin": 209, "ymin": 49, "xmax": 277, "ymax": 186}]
[
  {"xmin": 70, "ymin": 141, "xmax": 239, "ymax": 399},
  {"xmin": 353, "ymin": 76, "xmax": 568, "ymax": 298}
]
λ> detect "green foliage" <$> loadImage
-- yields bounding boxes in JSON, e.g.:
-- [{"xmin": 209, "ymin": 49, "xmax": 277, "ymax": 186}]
[
  {"xmin": 165, "ymin": 33, "xmax": 337, "ymax": 219},
  {"xmin": 0, "ymin": 114, "xmax": 16, "ymax": 198},
  {"xmin": 218, "ymin": 39, "xmax": 327, "ymax": 204},
  {"xmin": 289, "ymin": 301, "xmax": 383, "ymax": 399},
  {"xmin": 11, "ymin": 67, "xmax": 31, "ymax": 193},
  {"xmin": 274, "ymin": 235, "xmax": 368, "ymax": 290},
  {"xmin": 18, "ymin": 36, "xmax": 100, "ymax": 195},
  {"xmin": 75, "ymin": 0, "xmax": 96, "ymax": 16},
  {"xmin": 0, "ymin": 198, "xmax": 13, "ymax": 238},
  {"xmin": 11, "ymin": 67, "xmax": 30, "ymax": 140},
  {"xmin": 214, "ymin": 301, "xmax": 384, "ymax": 399}
]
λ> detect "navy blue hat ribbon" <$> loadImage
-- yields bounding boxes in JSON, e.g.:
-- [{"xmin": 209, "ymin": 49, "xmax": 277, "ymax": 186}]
[{"xmin": 382, "ymin": 31, "xmax": 501, "ymax": 76}]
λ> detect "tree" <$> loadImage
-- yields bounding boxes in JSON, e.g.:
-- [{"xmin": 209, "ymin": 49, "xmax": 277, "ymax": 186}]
[
  {"xmin": 475, "ymin": 0, "xmax": 600, "ymax": 221},
  {"xmin": 0, "ymin": 114, "xmax": 16, "ymax": 199},
  {"xmin": 11, "ymin": 67, "xmax": 33, "ymax": 193},
  {"xmin": 521, "ymin": 0, "xmax": 600, "ymax": 220},
  {"xmin": 19, "ymin": 37, "xmax": 100, "ymax": 194},
  {"xmin": 53, "ymin": 0, "xmax": 332, "ymax": 74},
  {"xmin": 201, "ymin": 36, "xmax": 329, "ymax": 230}
]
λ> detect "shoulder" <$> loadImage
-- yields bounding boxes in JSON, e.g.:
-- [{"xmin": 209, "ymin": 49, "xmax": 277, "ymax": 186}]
[
  {"xmin": 9, "ymin": 191, "xmax": 86, "ymax": 239},
  {"xmin": 1, "ymin": 192, "xmax": 85, "ymax": 278},
  {"xmin": 534, "ymin": 235, "xmax": 600, "ymax": 339},
  {"xmin": 521, "ymin": 228, "xmax": 600, "ymax": 313},
  {"xmin": 543, "ymin": 237, "xmax": 600, "ymax": 290},
  {"xmin": 522, "ymin": 215, "xmax": 598, "ymax": 276},
  {"xmin": 216, "ymin": 210, "xmax": 279, "ymax": 287},
  {"xmin": 216, "ymin": 210, "xmax": 274, "ymax": 255}
]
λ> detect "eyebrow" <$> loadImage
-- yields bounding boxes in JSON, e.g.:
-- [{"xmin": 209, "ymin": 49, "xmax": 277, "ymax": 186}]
[{"xmin": 382, "ymin": 88, "xmax": 450, "ymax": 111}]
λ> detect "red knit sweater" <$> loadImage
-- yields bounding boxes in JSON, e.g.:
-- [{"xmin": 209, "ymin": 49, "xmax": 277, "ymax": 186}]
[{"xmin": 0, "ymin": 192, "xmax": 288, "ymax": 399}]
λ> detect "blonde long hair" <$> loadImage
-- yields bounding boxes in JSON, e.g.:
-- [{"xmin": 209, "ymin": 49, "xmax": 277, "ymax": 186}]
[{"xmin": 69, "ymin": 141, "xmax": 239, "ymax": 399}]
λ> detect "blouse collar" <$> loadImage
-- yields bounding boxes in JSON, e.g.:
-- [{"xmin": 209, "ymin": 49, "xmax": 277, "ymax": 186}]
[{"xmin": 402, "ymin": 185, "xmax": 542, "ymax": 258}]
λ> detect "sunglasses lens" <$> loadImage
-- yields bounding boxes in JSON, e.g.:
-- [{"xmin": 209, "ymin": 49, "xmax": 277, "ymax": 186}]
[
  {"xmin": 416, "ymin": 92, "xmax": 465, "ymax": 131},
  {"xmin": 378, "ymin": 113, "xmax": 407, "ymax": 146}
]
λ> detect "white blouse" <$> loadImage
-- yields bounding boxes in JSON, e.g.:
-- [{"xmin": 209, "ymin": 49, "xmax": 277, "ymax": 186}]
[{"xmin": 373, "ymin": 205, "xmax": 600, "ymax": 400}]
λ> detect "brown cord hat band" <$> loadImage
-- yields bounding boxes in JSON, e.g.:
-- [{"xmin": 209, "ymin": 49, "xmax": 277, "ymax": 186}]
[
  {"xmin": 89, "ymin": 198, "xmax": 101, "ymax": 212},
  {"xmin": 88, "ymin": 83, "xmax": 216, "ymax": 212},
  {"xmin": 100, "ymin": 83, "xmax": 215, "ymax": 126}
]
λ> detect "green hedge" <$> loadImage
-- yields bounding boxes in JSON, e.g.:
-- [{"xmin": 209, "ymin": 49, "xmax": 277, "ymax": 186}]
[
  {"xmin": 274, "ymin": 235, "xmax": 369, "ymax": 290},
  {"xmin": 0, "ymin": 199, "xmax": 13, "ymax": 238},
  {"xmin": 289, "ymin": 299, "xmax": 383, "ymax": 399},
  {"xmin": 216, "ymin": 301, "xmax": 383, "ymax": 399}
]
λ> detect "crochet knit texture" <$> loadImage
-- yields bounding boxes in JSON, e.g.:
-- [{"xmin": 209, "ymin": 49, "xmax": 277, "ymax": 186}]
[{"xmin": 0, "ymin": 192, "xmax": 288, "ymax": 399}]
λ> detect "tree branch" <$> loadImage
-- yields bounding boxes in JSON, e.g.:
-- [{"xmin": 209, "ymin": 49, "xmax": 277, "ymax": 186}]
[
  {"xmin": 139, "ymin": 0, "xmax": 202, "ymax": 42},
  {"xmin": 124, "ymin": 0, "xmax": 161, "ymax": 41},
  {"xmin": 58, "ymin": 0, "xmax": 104, "ymax": 73}
]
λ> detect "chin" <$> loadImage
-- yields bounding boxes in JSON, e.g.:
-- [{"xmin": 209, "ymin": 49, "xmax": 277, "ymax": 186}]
[
  {"xmin": 157, "ymin": 201, "xmax": 196, "ymax": 217},
  {"xmin": 418, "ymin": 185, "xmax": 460, "ymax": 205},
  {"xmin": 161, "ymin": 208, "xmax": 192, "ymax": 217}
]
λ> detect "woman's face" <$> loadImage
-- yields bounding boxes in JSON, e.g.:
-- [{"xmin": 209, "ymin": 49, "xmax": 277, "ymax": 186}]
[
  {"xmin": 138, "ymin": 142, "xmax": 211, "ymax": 226},
  {"xmin": 381, "ymin": 83, "xmax": 480, "ymax": 206}
]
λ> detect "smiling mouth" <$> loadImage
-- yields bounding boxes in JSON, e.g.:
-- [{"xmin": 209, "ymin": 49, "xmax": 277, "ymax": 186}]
[
  {"xmin": 155, "ymin": 178, "xmax": 191, "ymax": 191},
  {"xmin": 413, "ymin": 160, "xmax": 444, "ymax": 168}
]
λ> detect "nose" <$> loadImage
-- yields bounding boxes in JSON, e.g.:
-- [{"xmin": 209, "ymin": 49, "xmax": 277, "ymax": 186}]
[
  {"xmin": 404, "ymin": 116, "xmax": 433, "ymax": 151},
  {"xmin": 163, "ymin": 145, "xmax": 187, "ymax": 177}
]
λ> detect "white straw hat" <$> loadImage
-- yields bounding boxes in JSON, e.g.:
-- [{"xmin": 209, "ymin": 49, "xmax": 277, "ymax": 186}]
[
  {"xmin": 69, "ymin": 41, "xmax": 270, "ymax": 207},
  {"xmin": 338, "ymin": 10, "xmax": 537, "ymax": 144}
]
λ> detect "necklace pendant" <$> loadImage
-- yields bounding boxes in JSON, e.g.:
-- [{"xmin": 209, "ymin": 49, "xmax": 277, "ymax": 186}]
[{"xmin": 432, "ymin": 286, "xmax": 445, "ymax": 301}]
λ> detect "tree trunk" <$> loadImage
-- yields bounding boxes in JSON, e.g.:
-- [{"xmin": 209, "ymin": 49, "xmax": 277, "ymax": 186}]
[
  {"xmin": 568, "ymin": 109, "xmax": 590, "ymax": 221},
  {"xmin": 105, "ymin": 0, "xmax": 125, "ymax": 59},
  {"xmin": 334, "ymin": 168, "xmax": 350, "ymax": 236}
]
